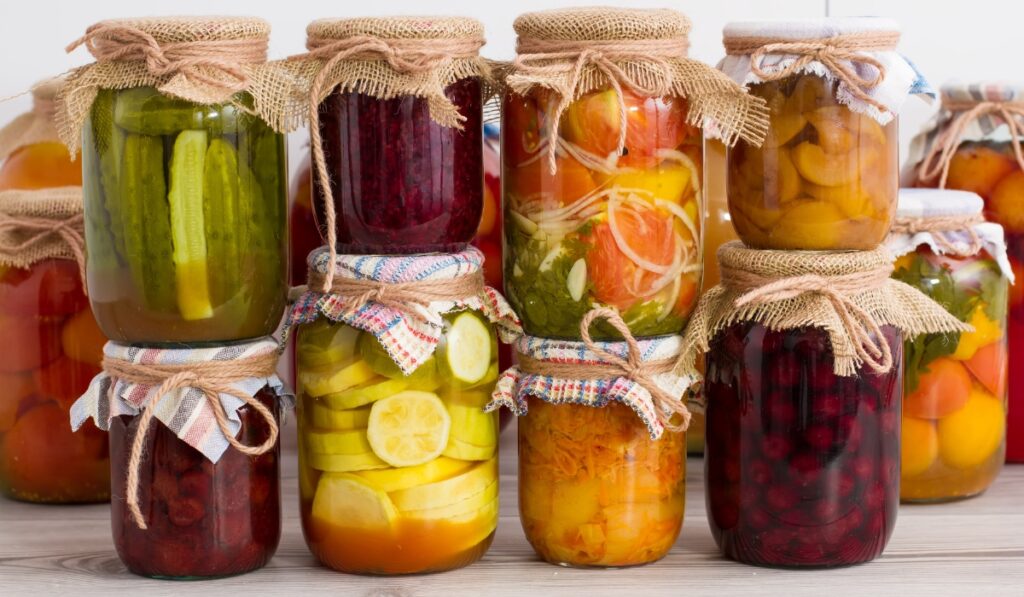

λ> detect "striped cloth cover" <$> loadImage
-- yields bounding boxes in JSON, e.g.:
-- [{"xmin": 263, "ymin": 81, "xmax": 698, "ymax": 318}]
[
  {"xmin": 486, "ymin": 334, "xmax": 698, "ymax": 440},
  {"xmin": 70, "ymin": 338, "xmax": 288, "ymax": 463},
  {"xmin": 287, "ymin": 246, "xmax": 522, "ymax": 375}
]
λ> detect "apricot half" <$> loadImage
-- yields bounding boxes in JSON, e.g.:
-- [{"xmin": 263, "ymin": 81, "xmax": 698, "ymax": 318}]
[
  {"xmin": 904, "ymin": 358, "xmax": 973, "ymax": 419},
  {"xmin": 791, "ymin": 142, "xmax": 862, "ymax": 187},
  {"xmin": 944, "ymin": 145, "xmax": 1016, "ymax": 199},
  {"xmin": 987, "ymin": 169, "xmax": 1024, "ymax": 233},
  {"xmin": 805, "ymin": 181, "xmax": 872, "ymax": 218},
  {"xmin": 767, "ymin": 200, "xmax": 844, "ymax": 249},
  {"xmin": 765, "ymin": 148, "xmax": 802, "ymax": 204},
  {"xmin": 901, "ymin": 416, "xmax": 939, "ymax": 478},
  {"xmin": 763, "ymin": 89, "xmax": 808, "ymax": 149},
  {"xmin": 937, "ymin": 388, "xmax": 1005, "ymax": 470}
]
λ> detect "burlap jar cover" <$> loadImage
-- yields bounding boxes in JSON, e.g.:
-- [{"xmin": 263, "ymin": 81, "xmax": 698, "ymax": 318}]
[
  {"xmin": 487, "ymin": 308, "xmax": 697, "ymax": 440},
  {"xmin": 55, "ymin": 16, "xmax": 299, "ymax": 152},
  {"xmin": 71, "ymin": 338, "xmax": 289, "ymax": 529},
  {"xmin": 681, "ymin": 241, "xmax": 971, "ymax": 378},
  {"xmin": 0, "ymin": 78, "xmax": 87, "ymax": 284},
  {"xmin": 288, "ymin": 246, "xmax": 522, "ymax": 375},
  {"xmin": 911, "ymin": 82, "xmax": 1024, "ymax": 187},
  {"xmin": 887, "ymin": 188, "xmax": 1015, "ymax": 280},
  {"xmin": 720, "ymin": 17, "xmax": 931, "ymax": 124},
  {"xmin": 503, "ymin": 7, "xmax": 770, "ymax": 172}
]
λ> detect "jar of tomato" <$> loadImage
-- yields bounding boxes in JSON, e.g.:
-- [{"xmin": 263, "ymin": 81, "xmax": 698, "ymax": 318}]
[
  {"xmin": 501, "ymin": 7, "xmax": 768, "ymax": 340},
  {"xmin": 887, "ymin": 189, "xmax": 1012, "ymax": 501},
  {"xmin": 71, "ymin": 340, "xmax": 286, "ymax": 579},
  {"xmin": 720, "ymin": 18, "xmax": 926, "ymax": 250},
  {"xmin": 912, "ymin": 83, "xmax": 1024, "ymax": 463},
  {"xmin": 63, "ymin": 17, "xmax": 289, "ymax": 345},
  {"xmin": 490, "ymin": 318, "xmax": 693, "ymax": 568},
  {"xmin": 290, "ymin": 247, "xmax": 520, "ymax": 574},
  {"xmin": 684, "ymin": 242, "xmax": 967, "ymax": 567},
  {"xmin": 295, "ymin": 17, "xmax": 489, "ymax": 255},
  {"xmin": 0, "ymin": 79, "xmax": 109, "ymax": 503}
]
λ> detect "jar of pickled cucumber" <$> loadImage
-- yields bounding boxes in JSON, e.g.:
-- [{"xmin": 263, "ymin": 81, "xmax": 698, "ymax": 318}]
[
  {"xmin": 501, "ymin": 7, "xmax": 768, "ymax": 340},
  {"xmin": 290, "ymin": 247, "xmax": 520, "ymax": 575},
  {"xmin": 912, "ymin": 83, "xmax": 1024, "ymax": 462},
  {"xmin": 886, "ymin": 189, "xmax": 1012, "ymax": 501},
  {"xmin": 490, "ymin": 328, "xmax": 693, "ymax": 568},
  {"xmin": 61, "ymin": 17, "xmax": 289, "ymax": 345},
  {"xmin": 683, "ymin": 242, "xmax": 967, "ymax": 567},
  {"xmin": 70, "ymin": 339, "xmax": 287, "ymax": 579},
  {"xmin": 720, "ymin": 18, "xmax": 927, "ymax": 250},
  {"xmin": 0, "ymin": 79, "xmax": 110, "ymax": 504},
  {"xmin": 295, "ymin": 17, "xmax": 489, "ymax": 255}
]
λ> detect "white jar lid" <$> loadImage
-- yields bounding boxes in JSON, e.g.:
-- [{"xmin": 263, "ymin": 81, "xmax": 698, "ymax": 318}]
[
  {"xmin": 723, "ymin": 17, "xmax": 900, "ymax": 41},
  {"xmin": 896, "ymin": 188, "xmax": 983, "ymax": 219}
]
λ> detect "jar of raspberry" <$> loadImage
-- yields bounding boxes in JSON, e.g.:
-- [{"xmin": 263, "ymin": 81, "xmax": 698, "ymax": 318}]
[{"xmin": 683, "ymin": 242, "xmax": 968, "ymax": 567}]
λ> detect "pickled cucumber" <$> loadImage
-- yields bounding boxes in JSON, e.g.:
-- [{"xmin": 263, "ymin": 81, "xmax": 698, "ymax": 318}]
[
  {"xmin": 359, "ymin": 331, "xmax": 439, "ymax": 383},
  {"xmin": 92, "ymin": 89, "xmax": 128, "ymax": 260},
  {"xmin": 202, "ymin": 138, "xmax": 242, "ymax": 307},
  {"xmin": 168, "ymin": 129, "xmax": 213, "ymax": 320},
  {"xmin": 114, "ymin": 87, "xmax": 239, "ymax": 135},
  {"xmin": 80, "ymin": 119, "xmax": 120, "ymax": 271}
]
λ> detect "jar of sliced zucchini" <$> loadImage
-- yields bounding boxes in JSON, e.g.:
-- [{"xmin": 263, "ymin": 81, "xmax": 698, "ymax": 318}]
[{"xmin": 82, "ymin": 87, "xmax": 287, "ymax": 344}]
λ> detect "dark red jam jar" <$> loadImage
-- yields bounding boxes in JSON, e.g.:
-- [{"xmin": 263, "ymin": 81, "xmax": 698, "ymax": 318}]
[
  {"xmin": 108, "ymin": 388, "xmax": 280, "ymax": 579},
  {"xmin": 704, "ymin": 322, "xmax": 902, "ymax": 568},
  {"xmin": 313, "ymin": 77, "xmax": 483, "ymax": 254}
]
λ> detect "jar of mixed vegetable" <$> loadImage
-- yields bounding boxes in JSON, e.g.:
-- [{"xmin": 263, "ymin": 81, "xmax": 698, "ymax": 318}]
[
  {"xmin": 290, "ymin": 248, "xmax": 520, "ymax": 574},
  {"xmin": 887, "ymin": 189, "xmax": 1011, "ymax": 501},
  {"xmin": 501, "ymin": 7, "xmax": 769, "ymax": 340},
  {"xmin": 720, "ymin": 18, "xmax": 926, "ymax": 251},
  {"xmin": 912, "ymin": 83, "xmax": 1024, "ymax": 463},
  {"xmin": 0, "ymin": 79, "xmax": 109, "ymax": 504},
  {"xmin": 683, "ymin": 242, "xmax": 967, "ymax": 567},
  {"xmin": 297, "ymin": 17, "xmax": 489, "ymax": 255}
]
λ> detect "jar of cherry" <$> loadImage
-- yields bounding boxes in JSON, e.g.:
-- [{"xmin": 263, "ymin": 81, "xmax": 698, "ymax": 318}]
[{"xmin": 683, "ymin": 242, "xmax": 968, "ymax": 567}]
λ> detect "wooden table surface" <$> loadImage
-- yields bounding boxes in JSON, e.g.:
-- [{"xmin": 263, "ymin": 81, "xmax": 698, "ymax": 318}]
[{"xmin": 2, "ymin": 427, "xmax": 1022, "ymax": 597}]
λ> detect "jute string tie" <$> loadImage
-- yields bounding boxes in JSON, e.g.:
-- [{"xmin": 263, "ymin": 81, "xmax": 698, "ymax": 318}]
[
  {"xmin": 102, "ymin": 351, "xmax": 280, "ymax": 529},
  {"xmin": 517, "ymin": 307, "xmax": 691, "ymax": 431},
  {"xmin": 513, "ymin": 37, "xmax": 690, "ymax": 174},
  {"xmin": 724, "ymin": 31, "xmax": 900, "ymax": 114},
  {"xmin": 294, "ymin": 34, "xmax": 484, "ymax": 291},
  {"xmin": 722, "ymin": 266, "xmax": 895, "ymax": 373},
  {"xmin": 917, "ymin": 100, "xmax": 1024, "ymax": 188},
  {"xmin": 891, "ymin": 213, "xmax": 986, "ymax": 257},
  {"xmin": 0, "ymin": 201, "xmax": 86, "ymax": 286},
  {"xmin": 65, "ymin": 23, "xmax": 268, "ymax": 96}
]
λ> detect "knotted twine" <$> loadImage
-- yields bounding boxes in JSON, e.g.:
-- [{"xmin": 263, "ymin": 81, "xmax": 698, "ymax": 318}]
[
  {"xmin": 55, "ymin": 17, "xmax": 299, "ymax": 153},
  {"xmin": 102, "ymin": 350, "xmax": 280, "ymax": 529},
  {"xmin": 724, "ymin": 31, "xmax": 899, "ymax": 114},
  {"xmin": 505, "ymin": 7, "xmax": 769, "ymax": 174},
  {"xmin": 286, "ymin": 17, "xmax": 490, "ymax": 291},
  {"xmin": 516, "ymin": 307, "xmax": 691, "ymax": 432},
  {"xmin": 890, "ymin": 213, "xmax": 987, "ymax": 257},
  {"xmin": 0, "ymin": 186, "xmax": 87, "ymax": 286},
  {"xmin": 917, "ymin": 99, "xmax": 1024, "ymax": 188},
  {"xmin": 681, "ymin": 241, "xmax": 971, "ymax": 378}
]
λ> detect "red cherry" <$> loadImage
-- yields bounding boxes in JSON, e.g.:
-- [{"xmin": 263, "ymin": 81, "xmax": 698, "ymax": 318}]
[
  {"xmin": 747, "ymin": 459, "xmax": 774, "ymax": 484},
  {"xmin": 763, "ymin": 434, "xmax": 793, "ymax": 459},
  {"xmin": 766, "ymin": 485, "xmax": 799, "ymax": 510},
  {"xmin": 805, "ymin": 424, "xmax": 836, "ymax": 450}
]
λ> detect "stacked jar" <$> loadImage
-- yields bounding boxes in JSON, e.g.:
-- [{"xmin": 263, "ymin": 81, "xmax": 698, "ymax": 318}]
[
  {"xmin": 692, "ymin": 18, "xmax": 966, "ymax": 568},
  {"xmin": 912, "ymin": 83, "xmax": 1024, "ymax": 462},
  {"xmin": 494, "ymin": 8, "xmax": 768, "ymax": 568},
  {"xmin": 64, "ymin": 17, "xmax": 290, "ymax": 579},
  {"xmin": 288, "ymin": 17, "xmax": 521, "ymax": 575},
  {"xmin": 886, "ymin": 189, "xmax": 1012, "ymax": 501},
  {"xmin": 0, "ymin": 79, "xmax": 109, "ymax": 504}
]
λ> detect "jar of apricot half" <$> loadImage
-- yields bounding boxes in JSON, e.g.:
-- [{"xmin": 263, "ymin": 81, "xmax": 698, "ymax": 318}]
[{"xmin": 720, "ymin": 19, "xmax": 924, "ymax": 250}]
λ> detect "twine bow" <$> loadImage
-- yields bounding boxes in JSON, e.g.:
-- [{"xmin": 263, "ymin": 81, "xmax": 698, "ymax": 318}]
[
  {"xmin": 292, "ymin": 34, "xmax": 484, "ymax": 292},
  {"xmin": 512, "ymin": 38, "xmax": 689, "ymax": 174},
  {"xmin": 102, "ymin": 351, "xmax": 280, "ymax": 529},
  {"xmin": 564, "ymin": 307, "xmax": 691, "ymax": 431},
  {"xmin": 918, "ymin": 100, "xmax": 1024, "ymax": 189},
  {"xmin": 725, "ymin": 32, "xmax": 900, "ymax": 115},
  {"xmin": 0, "ymin": 187, "xmax": 87, "ymax": 286},
  {"xmin": 891, "ymin": 213, "xmax": 986, "ymax": 257},
  {"xmin": 66, "ymin": 23, "xmax": 267, "ymax": 95},
  {"xmin": 726, "ymin": 268, "xmax": 894, "ymax": 374},
  {"xmin": 0, "ymin": 213, "xmax": 86, "ymax": 284}
]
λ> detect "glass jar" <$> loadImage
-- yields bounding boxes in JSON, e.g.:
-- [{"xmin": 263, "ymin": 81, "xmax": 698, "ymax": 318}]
[
  {"xmin": 927, "ymin": 140, "xmax": 1024, "ymax": 462},
  {"xmin": 727, "ymin": 75, "xmax": 898, "ymax": 250},
  {"xmin": 296, "ymin": 311, "xmax": 500, "ymax": 574},
  {"xmin": 0, "ymin": 140, "xmax": 110, "ymax": 504},
  {"xmin": 893, "ymin": 247, "xmax": 1008, "ymax": 500},
  {"xmin": 289, "ymin": 152, "xmax": 318, "ymax": 287},
  {"xmin": 313, "ymin": 78, "xmax": 483, "ymax": 254},
  {"xmin": 502, "ymin": 87, "xmax": 704, "ymax": 339},
  {"xmin": 82, "ymin": 87, "xmax": 288, "ymax": 344},
  {"xmin": 518, "ymin": 399, "xmax": 685, "ymax": 567},
  {"xmin": 705, "ymin": 322, "xmax": 902, "ymax": 567},
  {"xmin": 108, "ymin": 388, "xmax": 281, "ymax": 579}
]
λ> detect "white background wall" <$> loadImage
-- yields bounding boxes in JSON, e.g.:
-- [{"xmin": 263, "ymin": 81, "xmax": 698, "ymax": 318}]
[{"xmin": 1, "ymin": 0, "xmax": 1020, "ymax": 175}]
